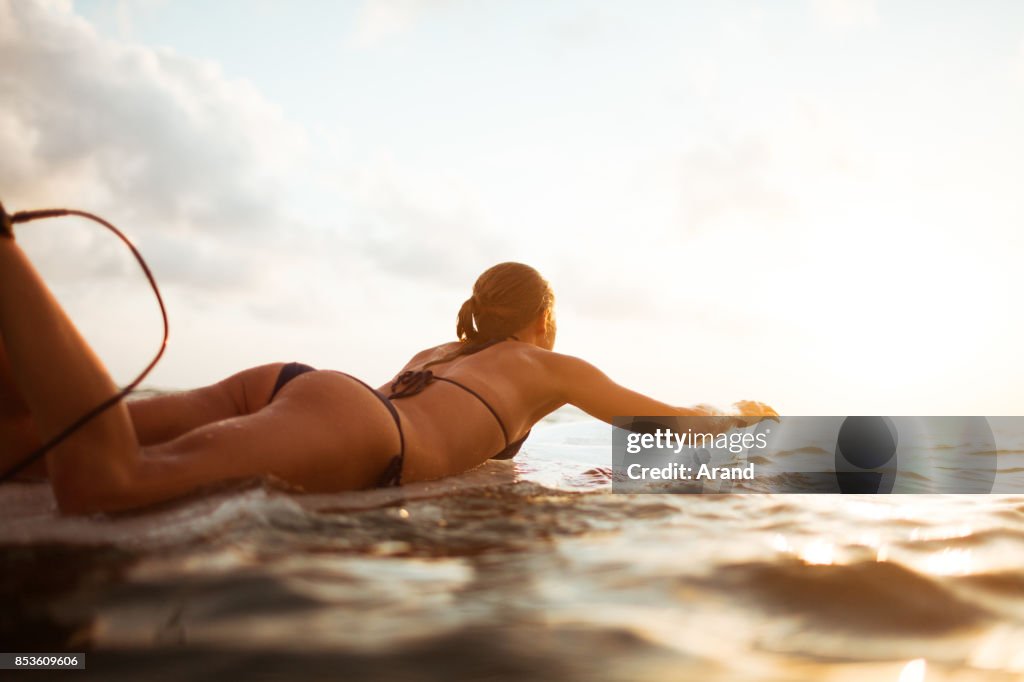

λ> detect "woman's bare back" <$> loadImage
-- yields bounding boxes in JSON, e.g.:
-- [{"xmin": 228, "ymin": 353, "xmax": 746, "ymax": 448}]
[{"xmin": 378, "ymin": 339, "xmax": 565, "ymax": 482}]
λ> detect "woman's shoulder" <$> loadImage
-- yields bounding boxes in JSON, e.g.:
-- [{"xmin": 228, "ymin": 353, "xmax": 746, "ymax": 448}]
[
  {"xmin": 404, "ymin": 340, "xmax": 582, "ymax": 374},
  {"xmin": 403, "ymin": 342, "xmax": 460, "ymax": 369},
  {"xmin": 494, "ymin": 344, "xmax": 597, "ymax": 383}
]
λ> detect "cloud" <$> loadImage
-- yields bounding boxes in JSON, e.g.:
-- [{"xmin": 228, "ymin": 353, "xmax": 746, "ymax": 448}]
[
  {"xmin": 0, "ymin": 0, "xmax": 505, "ymax": 295},
  {"xmin": 95, "ymin": 0, "xmax": 170, "ymax": 41},
  {"xmin": 0, "ymin": 0, "xmax": 308, "ymax": 290},
  {"xmin": 337, "ymin": 159, "xmax": 512, "ymax": 286}
]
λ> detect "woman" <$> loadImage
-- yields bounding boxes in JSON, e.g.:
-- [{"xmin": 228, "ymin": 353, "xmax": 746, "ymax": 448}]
[{"xmin": 0, "ymin": 228, "xmax": 777, "ymax": 515}]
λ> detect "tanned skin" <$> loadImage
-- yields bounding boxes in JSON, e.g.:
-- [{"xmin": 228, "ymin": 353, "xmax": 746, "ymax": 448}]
[{"xmin": 0, "ymin": 238, "xmax": 776, "ymax": 515}]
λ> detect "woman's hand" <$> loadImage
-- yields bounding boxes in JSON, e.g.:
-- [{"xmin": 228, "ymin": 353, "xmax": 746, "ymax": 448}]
[{"xmin": 729, "ymin": 400, "xmax": 780, "ymax": 428}]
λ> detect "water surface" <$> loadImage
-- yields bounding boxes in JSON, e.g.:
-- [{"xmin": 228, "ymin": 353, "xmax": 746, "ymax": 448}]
[{"xmin": 2, "ymin": 410, "xmax": 1023, "ymax": 681}]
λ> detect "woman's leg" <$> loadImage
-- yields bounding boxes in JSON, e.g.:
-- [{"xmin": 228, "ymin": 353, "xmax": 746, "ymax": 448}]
[
  {"xmin": 0, "ymin": 331, "xmax": 46, "ymax": 477},
  {"xmin": 128, "ymin": 374, "xmax": 403, "ymax": 510},
  {"xmin": 126, "ymin": 363, "xmax": 285, "ymax": 445},
  {"xmin": 0, "ymin": 332, "xmax": 27, "ymax": 417},
  {"xmin": 0, "ymin": 238, "xmax": 136, "ymax": 498},
  {"xmin": 0, "ymin": 238, "xmax": 400, "ymax": 513},
  {"xmin": 2, "ymin": 304, "xmax": 285, "ymax": 473}
]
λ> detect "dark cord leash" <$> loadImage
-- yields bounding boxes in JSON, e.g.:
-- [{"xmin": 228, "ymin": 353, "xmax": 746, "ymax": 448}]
[{"xmin": 0, "ymin": 201, "xmax": 169, "ymax": 482}]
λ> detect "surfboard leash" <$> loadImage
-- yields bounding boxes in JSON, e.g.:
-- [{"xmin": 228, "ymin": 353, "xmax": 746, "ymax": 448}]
[{"xmin": 0, "ymin": 201, "xmax": 169, "ymax": 483}]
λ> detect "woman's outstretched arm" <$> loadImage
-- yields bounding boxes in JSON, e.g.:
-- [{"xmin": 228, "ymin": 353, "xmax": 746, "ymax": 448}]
[{"xmin": 545, "ymin": 353, "xmax": 776, "ymax": 433}]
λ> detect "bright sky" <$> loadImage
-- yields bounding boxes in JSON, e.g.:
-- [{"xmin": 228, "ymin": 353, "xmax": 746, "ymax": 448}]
[{"xmin": 1, "ymin": 0, "xmax": 1022, "ymax": 414}]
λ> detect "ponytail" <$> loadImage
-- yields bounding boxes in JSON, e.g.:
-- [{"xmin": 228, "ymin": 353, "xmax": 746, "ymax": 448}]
[
  {"xmin": 421, "ymin": 262, "xmax": 553, "ymax": 371},
  {"xmin": 456, "ymin": 296, "xmax": 479, "ymax": 342}
]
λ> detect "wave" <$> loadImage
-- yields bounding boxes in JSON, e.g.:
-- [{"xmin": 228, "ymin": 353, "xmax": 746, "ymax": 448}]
[{"xmin": 696, "ymin": 559, "xmax": 991, "ymax": 634}]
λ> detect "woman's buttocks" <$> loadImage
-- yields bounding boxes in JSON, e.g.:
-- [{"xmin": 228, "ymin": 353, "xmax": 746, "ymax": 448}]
[{"xmin": 268, "ymin": 370, "xmax": 403, "ymax": 488}]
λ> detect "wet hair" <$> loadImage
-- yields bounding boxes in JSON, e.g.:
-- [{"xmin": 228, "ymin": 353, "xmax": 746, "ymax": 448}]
[{"xmin": 422, "ymin": 262, "xmax": 554, "ymax": 370}]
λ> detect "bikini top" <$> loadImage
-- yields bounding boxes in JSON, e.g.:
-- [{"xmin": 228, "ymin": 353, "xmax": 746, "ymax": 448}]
[{"xmin": 388, "ymin": 340, "xmax": 531, "ymax": 460}]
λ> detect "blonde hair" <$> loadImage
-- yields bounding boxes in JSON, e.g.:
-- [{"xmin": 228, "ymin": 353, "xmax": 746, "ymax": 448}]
[{"xmin": 422, "ymin": 262, "xmax": 554, "ymax": 369}]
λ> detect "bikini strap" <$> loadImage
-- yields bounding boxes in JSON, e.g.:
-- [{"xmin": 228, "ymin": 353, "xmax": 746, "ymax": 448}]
[
  {"xmin": 387, "ymin": 336, "xmax": 517, "ymax": 442},
  {"xmin": 433, "ymin": 376, "xmax": 511, "ymax": 446},
  {"xmin": 389, "ymin": 369, "xmax": 435, "ymax": 399},
  {"xmin": 269, "ymin": 362, "xmax": 317, "ymax": 401},
  {"xmin": 331, "ymin": 371, "xmax": 406, "ymax": 487}
]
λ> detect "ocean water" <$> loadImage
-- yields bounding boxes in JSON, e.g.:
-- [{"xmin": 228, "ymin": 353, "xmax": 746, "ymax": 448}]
[{"xmin": 2, "ymin": 409, "xmax": 1024, "ymax": 681}]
